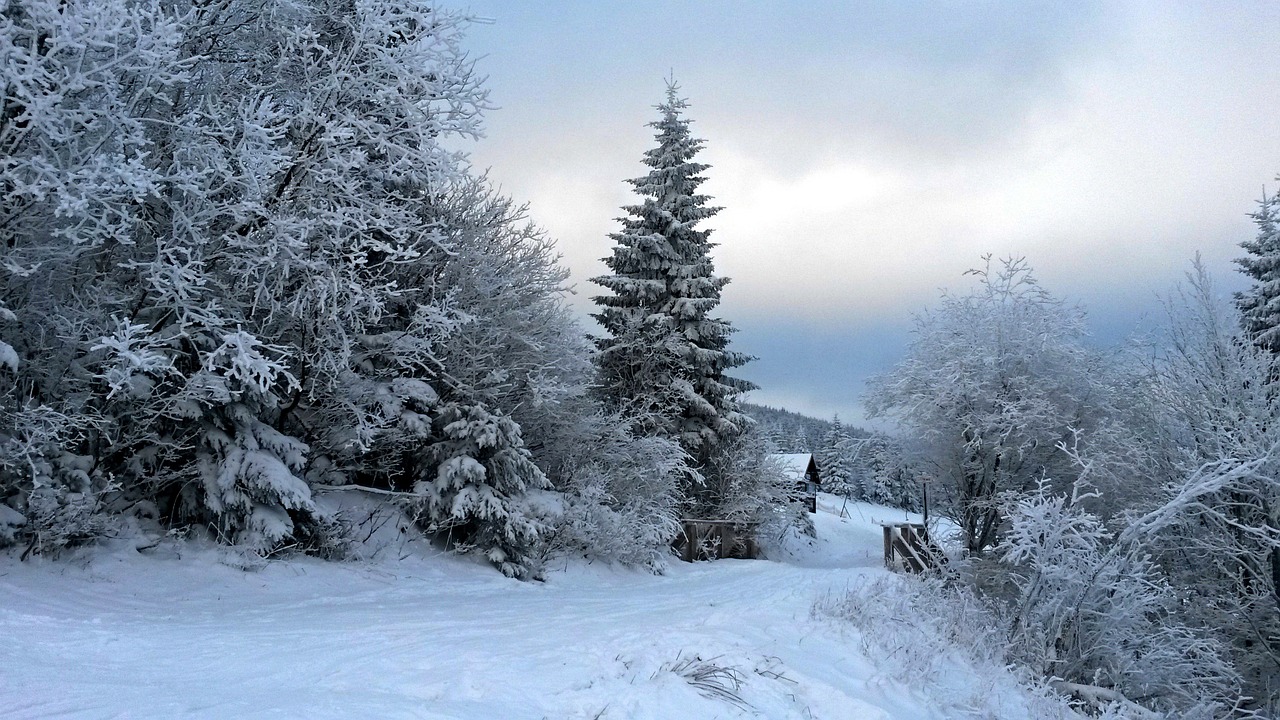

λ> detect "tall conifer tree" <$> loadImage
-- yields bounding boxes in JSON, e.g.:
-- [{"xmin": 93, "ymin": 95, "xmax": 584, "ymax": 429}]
[
  {"xmin": 1237, "ymin": 185, "xmax": 1280, "ymax": 351},
  {"xmin": 591, "ymin": 83, "xmax": 754, "ymax": 484}
]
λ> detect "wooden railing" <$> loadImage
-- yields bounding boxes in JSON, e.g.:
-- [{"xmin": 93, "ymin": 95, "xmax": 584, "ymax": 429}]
[{"xmin": 880, "ymin": 522, "xmax": 943, "ymax": 573}]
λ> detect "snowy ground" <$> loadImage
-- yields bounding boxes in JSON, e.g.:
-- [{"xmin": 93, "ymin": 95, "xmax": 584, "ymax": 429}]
[{"xmin": 2, "ymin": 496, "xmax": 1064, "ymax": 719}]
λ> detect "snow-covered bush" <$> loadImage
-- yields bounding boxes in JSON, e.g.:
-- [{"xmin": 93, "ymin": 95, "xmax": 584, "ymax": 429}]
[
  {"xmin": 544, "ymin": 412, "xmax": 689, "ymax": 572},
  {"xmin": 815, "ymin": 575, "xmax": 1080, "ymax": 720},
  {"xmin": 188, "ymin": 332, "xmax": 318, "ymax": 550},
  {"xmin": 410, "ymin": 402, "xmax": 550, "ymax": 578},
  {"xmin": 998, "ymin": 478, "xmax": 1239, "ymax": 716},
  {"xmin": 0, "ymin": 0, "xmax": 190, "ymax": 550},
  {"xmin": 1135, "ymin": 259, "xmax": 1280, "ymax": 707},
  {"xmin": 712, "ymin": 430, "xmax": 814, "ymax": 545},
  {"xmin": 289, "ymin": 509, "xmax": 357, "ymax": 561},
  {"xmin": 0, "ymin": 405, "xmax": 105, "ymax": 551}
]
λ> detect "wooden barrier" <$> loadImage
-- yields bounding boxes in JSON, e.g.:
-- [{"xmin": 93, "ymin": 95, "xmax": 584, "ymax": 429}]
[
  {"xmin": 674, "ymin": 519, "xmax": 760, "ymax": 562},
  {"xmin": 880, "ymin": 522, "xmax": 942, "ymax": 573}
]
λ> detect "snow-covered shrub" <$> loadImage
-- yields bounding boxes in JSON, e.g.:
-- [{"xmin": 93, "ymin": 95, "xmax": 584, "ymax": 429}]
[
  {"xmin": 709, "ymin": 431, "xmax": 813, "ymax": 547},
  {"xmin": 289, "ymin": 510, "xmax": 357, "ymax": 561},
  {"xmin": 410, "ymin": 401, "xmax": 550, "ymax": 578},
  {"xmin": 657, "ymin": 653, "xmax": 751, "ymax": 713},
  {"xmin": 998, "ymin": 479, "xmax": 1239, "ymax": 716},
  {"xmin": 418, "ymin": 179, "xmax": 592, "ymax": 457},
  {"xmin": 19, "ymin": 486, "xmax": 117, "ymax": 558},
  {"xmin": 815, "ymin": 575, "xmax": 1079, "ymax": 720},
  {"xmin": 701, "ymin": 426, "xmax": 775, "ymax": 520},
  {"xmin": 544, "ymin": 412, "xmax": 689, "ymax": 572},
  {"xmin": 0, "ymin": 502, "xmax": 23, "ymax": 545},
  {"xmin": 183, "ymin": 332, "xmax": 318, "ymax": 550},
  {"xmin": 0, "ymin": 405, "xmax": 107, "ymax": 553},
  {"xmin": 1136, "ymin": 260, "xmax": 1280, "ymax": 707}
]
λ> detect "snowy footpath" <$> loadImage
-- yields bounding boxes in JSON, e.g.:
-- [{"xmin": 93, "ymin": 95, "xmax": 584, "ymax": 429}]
[{"xmin": 2, "ymin": 497, "xmax": 1058, "ymax": 719}]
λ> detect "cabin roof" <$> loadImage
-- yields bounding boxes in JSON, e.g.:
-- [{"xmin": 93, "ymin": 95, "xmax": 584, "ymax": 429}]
[{"xmin": 771, "ymin": 453, "xmax": 816, "ymax": 480}]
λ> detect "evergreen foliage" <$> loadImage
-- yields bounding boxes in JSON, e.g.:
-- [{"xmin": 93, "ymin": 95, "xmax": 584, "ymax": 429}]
[
  {"xmin": 816, "ymin": 416, "xmax": 860, "ymax": 500},
  {"xmin": 591, "ymin": 83, "xmax": 755, "ymax": 510},
  {"xmin": 1236, "ymin": 184, "xmax": 1280, "ymax": 351},
  {"xmin": 857, "ymin": 433, "xmax": 920, "ymax": 512},
  {"xmin": 0, "ymin": 0, "xmax": 679, "ymax": 576},
  {"xmin": 741, "ymin": 402, "xmax": 866, "ymax": 454}
]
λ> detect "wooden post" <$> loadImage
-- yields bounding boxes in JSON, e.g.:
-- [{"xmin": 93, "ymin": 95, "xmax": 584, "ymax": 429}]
[
  {"xmin": 922, "ymin": 482, "xmax": 929, "ymax": 528},
  {"xmin": 883, "ymin": 525, "xmax": 893, "ymax": 568}
]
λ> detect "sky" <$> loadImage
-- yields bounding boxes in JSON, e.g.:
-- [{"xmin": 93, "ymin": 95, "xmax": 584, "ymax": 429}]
[{"xmin": 456, "ymin": 1, "xmax": 1280, "ymax": 426}]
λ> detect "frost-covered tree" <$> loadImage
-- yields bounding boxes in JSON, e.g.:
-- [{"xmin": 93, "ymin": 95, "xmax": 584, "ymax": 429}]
[
  {"xmin": 741, "ymin": 403, "xmax": 834, "ymax": 454},
  {"xmin": 310, "ymin": 175, "xmax": 589, "ymax": 573},
  {"xmin": 545, "ymin": 410, "xmax": 689, "ymax": 573},
  {"xmin": 817, "ymin": 416, "xmax": 860, "ymax": 500},
  {"xmin": 1236, "ymin": 181, "xmax": 1280, "ymax": 351},
  {"xmin": 418, "ymin": 180, "xmax": 593, "ymax": 477},
  {"xmin": 0, "ymin": 0, "xmax": 194, "ymax": 549},
  {"xmin": 854, "ymin": 433, "xmax": 920, "ymax": 512},
  {"xmin": 865, "ymin": 257, "xmax": 1106, "ymax": 553},
  {"xmin": 591, "ymin": 83, "xmax": 754, "ymax": 510},
  {"xmin": 0, "ymin": 0, "xmax": 562, "ymax": 573},
  {"xmin": 999, "ymin": 476, "xmax": 1240, "ymax": 716},
  {"xmin": 1141, "ymin": 259, "xmax": 1280, "ymax": 703}
]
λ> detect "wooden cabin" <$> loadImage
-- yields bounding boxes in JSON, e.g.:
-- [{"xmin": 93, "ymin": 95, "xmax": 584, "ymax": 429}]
[{"xmin": 772, "ymin": 453, "xmax": 821, "ymax": 513}]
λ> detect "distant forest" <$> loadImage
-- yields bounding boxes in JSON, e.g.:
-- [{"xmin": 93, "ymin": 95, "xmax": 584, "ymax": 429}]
[{"xmin": 740, "ymin": 403, "xmax": 868, "ymax": 454}]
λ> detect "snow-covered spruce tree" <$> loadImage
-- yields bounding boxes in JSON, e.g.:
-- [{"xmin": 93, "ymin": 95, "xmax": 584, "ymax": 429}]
[
  {"xmin": 817, "ymin": 416, "xmax": 860, "ymax": 500},
  {"xmin": 851, "ymin": 432, "xmax": 921, "ymax": 512},
  {"xmin": 865, "ymin": 257, "xmax": 1107, "ymax": 553},
  {"xmin": 1236, "ymin": 181, "xmax": 1280, "ymax": 351},
  {"xmin": 591, "ymin": 83, "xmax": 755, "ymax": 514}
]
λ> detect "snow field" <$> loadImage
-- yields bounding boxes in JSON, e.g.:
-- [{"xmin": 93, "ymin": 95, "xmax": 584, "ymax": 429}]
[{"xmin": 2, "ymin": 495, "xmax": 1070, "ymax": 719}]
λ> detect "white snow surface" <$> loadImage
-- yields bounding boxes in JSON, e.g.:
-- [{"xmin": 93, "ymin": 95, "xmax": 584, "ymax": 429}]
[{"xmin": 2, "ymin": 495, "xmax": 1058, "ymax": 719}]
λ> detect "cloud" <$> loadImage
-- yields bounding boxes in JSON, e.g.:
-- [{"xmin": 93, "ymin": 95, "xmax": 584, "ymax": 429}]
[
  {"xmin": 459, "ymin": 1, "xmax": 1280, "ymax": 420},
  {"xmin": 732, "ymin": 318, "xmax": 911, "ymax": 427}
]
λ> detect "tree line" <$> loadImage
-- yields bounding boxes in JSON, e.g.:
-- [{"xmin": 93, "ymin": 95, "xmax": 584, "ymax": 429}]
[{"xmin": 0, "ymin": 0, "xmax": 780, "ymax": 578}]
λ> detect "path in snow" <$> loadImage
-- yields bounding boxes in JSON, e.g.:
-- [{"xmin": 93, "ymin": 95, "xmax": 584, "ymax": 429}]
[{"xmin": 2, "ymin": 497, "xmax": 1006, "ymax": 719}]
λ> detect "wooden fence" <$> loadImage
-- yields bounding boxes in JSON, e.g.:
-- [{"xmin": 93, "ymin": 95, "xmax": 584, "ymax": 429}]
[
  {"xmin": 674, "ymin": 519, "xmax": 760, "ymax": 562},
  {"xmin": 880, "ymin": 522, "xmax": 943, "ymax": 573}
]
